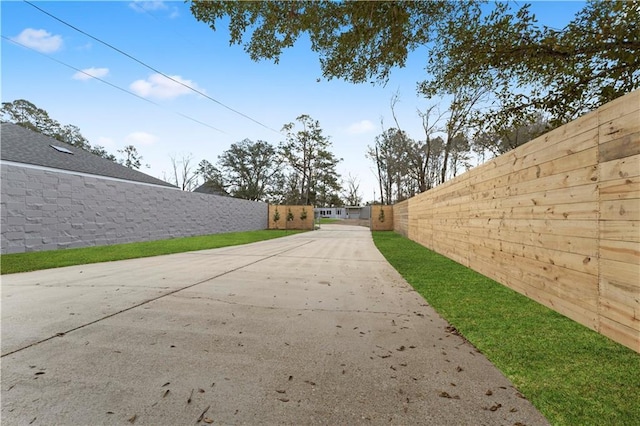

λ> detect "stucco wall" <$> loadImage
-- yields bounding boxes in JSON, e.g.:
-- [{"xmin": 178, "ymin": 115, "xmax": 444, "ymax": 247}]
[{"xmin": 1, "ymin": 163, "xmax": 268, "ymax": 253}]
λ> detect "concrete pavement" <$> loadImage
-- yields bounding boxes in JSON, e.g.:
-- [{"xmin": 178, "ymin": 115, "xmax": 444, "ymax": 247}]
[{"xmin": 1, "ymin": 225, "xmax": 549, "ymax": 425}]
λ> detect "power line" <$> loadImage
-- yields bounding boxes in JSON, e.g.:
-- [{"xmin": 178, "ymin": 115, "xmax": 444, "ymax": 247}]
[
  {"xmin": 23, "ymin": 0, "xmax": 283, "ymax": 135},
  {"xmin": 1, "ymin": 35, "xmax": 227, "ymax": 135}
]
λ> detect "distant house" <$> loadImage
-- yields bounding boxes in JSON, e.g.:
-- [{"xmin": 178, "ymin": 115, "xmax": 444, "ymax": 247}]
[
  {"xmin": 193, "ymin": 181, "xmax": 229, "ymax": 197},
  {"xmin": 314, "ymin": 206, "xmax": 370, "ymax": 220}
]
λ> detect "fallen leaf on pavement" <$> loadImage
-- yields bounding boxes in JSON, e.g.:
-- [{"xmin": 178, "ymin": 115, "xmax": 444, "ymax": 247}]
[{"xmin": 197, "ymin": 406, "xmax": 210, "ymax": 423}]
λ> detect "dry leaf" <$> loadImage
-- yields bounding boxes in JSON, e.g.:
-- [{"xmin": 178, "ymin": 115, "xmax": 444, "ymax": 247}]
[
  {"xmin": 197, "ymin": 406, "xmax": 210, "ymax": 423},
  {"xmin": 438, "ymin": 391, "xmax": 460, "ymax": 399}
]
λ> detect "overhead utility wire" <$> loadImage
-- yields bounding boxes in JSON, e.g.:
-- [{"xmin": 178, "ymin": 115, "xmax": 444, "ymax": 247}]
[
  {"xmin": 24, "ymin": 0, "xmax": 282, "ymax": 135},
  {"xmin": 1, "ymin": 35, "xmax": 226, "ymax": 134}
]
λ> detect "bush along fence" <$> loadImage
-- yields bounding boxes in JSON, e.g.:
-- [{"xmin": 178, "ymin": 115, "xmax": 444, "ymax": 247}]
[
  {"xmin": 268, "ymin": 205, "xmax": 315, "ymax": 230},
  {"xmin": 391, "ymin": 90, "xmax": 639, "ymax": 352}
]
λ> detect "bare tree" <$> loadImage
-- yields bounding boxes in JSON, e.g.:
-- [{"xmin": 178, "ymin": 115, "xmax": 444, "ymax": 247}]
[
  {"xmin": 342, "ymin": 173, "xmax": 362, "ymax": 206},
  {"xmin": 168, "ymin": 153, "xmax": 199, "ymax": 191},
  {"xmin": 441, "ymin": 86, "xmax": 486, "ymax": 183},
  {"xmin": 417, "ymin": 104, "xmax": 447, "ymax": 190},
  {"xmin": 366, "ymin": 127, "xmax": 410, "ymax": 205}
]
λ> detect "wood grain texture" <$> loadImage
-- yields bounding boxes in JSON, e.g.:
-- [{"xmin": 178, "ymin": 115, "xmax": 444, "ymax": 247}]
[{"xmin": 393, "ymin": 90, "xmax": 640, "ymax": 352}]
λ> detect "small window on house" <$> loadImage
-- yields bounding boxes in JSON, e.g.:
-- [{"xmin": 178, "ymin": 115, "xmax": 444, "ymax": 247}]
[{"xmin": 50, "ymin": 145, "xmax": 74, "ymax": 154}]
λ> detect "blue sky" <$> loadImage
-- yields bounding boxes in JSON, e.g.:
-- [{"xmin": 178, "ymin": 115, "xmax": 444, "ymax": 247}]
[{"xmin": 2, "ymin": 1, "xmax": 585, "ymax": 202}]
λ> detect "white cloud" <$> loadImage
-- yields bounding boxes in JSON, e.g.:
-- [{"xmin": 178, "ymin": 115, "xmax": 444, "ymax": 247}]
[
  {"xmin": 129, "ymin": 73, "xmax": 204, "ymax": 99},
  {"xmin": 346, "ymin": 120, "xmax": 375, "ymax": 135},
  {"xmin": 125, "ymin": 131, "xmax": 158, "ymax": 146},
  {"xmin": 168, "ymin": 7, "xmax": 180, "ymax": 19},
  {"xmin": 129, "ymin": 1, "xmax": 167, "ymax": 12},
  {"xmin": 72, "ymin": 67, "xmax": 109, "ymax": 81},
  {"xmin": 129, "ymin": 1, "xmax": 178, "ymax": 18},
  {"xmin": 11, "ymin": 28, "xmax": 62, "ymax": 53}
]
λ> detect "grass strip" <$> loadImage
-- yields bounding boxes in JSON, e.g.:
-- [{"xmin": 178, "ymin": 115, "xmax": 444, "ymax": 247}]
[
  {"xmin": 319, "ymin": 218, "xmax": 340, "ymax": 224},
  {"xmin": 372, "ymin": 231, "xmax": 639, "ymax": 426},
  {"xmin": 1, "ymin": 230, "xmax": 305, "ymax": 274}
]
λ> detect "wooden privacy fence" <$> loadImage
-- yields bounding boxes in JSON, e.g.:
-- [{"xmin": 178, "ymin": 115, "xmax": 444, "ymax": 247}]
[
  {"xmin": 371, "ymin": 205, "xmax": 394, "ymax": 231},
  {"xmin": 268, "ymin": 205, "xmax": 315, "ymax": 230},
  {"xmin": 392, "ymin": 90, "xmax": 639, "ymax": 352}
]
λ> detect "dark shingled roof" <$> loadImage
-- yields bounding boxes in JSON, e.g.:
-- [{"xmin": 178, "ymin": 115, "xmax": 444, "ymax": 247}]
[
  {"xmin": 193, "ymin": 181, "xmax": 229, "ymax": 197},
  {"xmin": 1, "ymin": 123, "xmax": 176, "ymax": 188}
]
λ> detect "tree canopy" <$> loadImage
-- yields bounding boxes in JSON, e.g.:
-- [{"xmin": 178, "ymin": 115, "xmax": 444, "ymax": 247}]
[
  {"xmin": 190, "ymin": 1, "xmax": 451, "ymax": 84},
  {"xmin": 218, "ymin": 139, "xmax": 282, "ymax": 201},
  {"xmin": 280, "ymin": 114, "xmax": 342, "ymax": 206},
  {"xmin": 421, "ymin": 1, "xmax": 640, "ymax": 128},
  {"xmin": 195, "ymin": 117, "xmax": 342, "ymax": 205},
  {"xmin": 190, "ymin": 1, "xmax": 639, "ymax": 128}
]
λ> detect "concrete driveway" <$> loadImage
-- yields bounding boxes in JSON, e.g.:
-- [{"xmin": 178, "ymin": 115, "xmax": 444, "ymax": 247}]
[{"xmin": 1, "ymin": 225, "xmax": 549, "ymax": 425}]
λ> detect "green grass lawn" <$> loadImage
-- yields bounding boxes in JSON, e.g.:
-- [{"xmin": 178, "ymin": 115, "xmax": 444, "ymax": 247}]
[
  {"xmin": 372, "ymin": 231, "xmax": 640, "ymax": 426},
  {"xmin": 1, "ymin": 230, "xmax": 305, "ymax": 274},
  {"xmin": 319, "ymin": 217, "xmax": 340, "ymax": 224}
]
